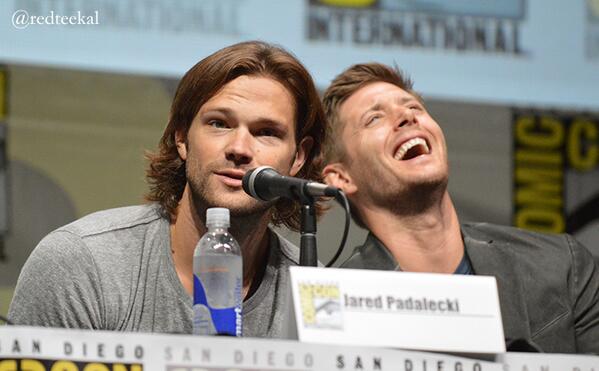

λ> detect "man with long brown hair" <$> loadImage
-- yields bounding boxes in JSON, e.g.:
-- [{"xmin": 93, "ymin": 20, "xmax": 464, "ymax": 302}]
[
  {"xmin": 321, "ymin": 62, "xmax": 599, "ymax": 353},
  {"xmin": 9, "ymin": 41, "xmax": 326, "ymax": 337}
]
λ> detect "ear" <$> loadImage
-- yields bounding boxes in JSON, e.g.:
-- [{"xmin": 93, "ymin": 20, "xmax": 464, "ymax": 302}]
[
  {"xmin": 322, "ymin": 162, "xmax": 358, "ymax": 195},
  {"xmin": 175, "ymin": 129, "xmax": 188, "ymax": 161},
  {"xmin": 289, "ymin": 136, "xmax": 314, "ymax": 177}
]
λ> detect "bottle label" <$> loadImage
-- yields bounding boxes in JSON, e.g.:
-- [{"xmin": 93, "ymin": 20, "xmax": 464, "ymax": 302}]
[{"xmin": 193, "ymin": 274, "xmax": 242, "ymax": 336}]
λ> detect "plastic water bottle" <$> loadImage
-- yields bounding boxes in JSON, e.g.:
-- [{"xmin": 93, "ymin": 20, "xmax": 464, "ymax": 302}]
[{"xmin": 193, "ymin": 208, "xmax": 243, "ymax": 336}]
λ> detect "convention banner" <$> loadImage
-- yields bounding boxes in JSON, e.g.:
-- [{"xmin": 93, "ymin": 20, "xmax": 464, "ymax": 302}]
[
  {"xmin": 513, "ymin": 109, "xmax": 599, "ymax": 248},
  {"xmin": 0, "ymin": 326, "xmax": 503, "ymax": 371},
  {"xmin": 306, "ymin": 0, "xmax": 526, "ymax": 54},
  {"xmin": 2, "ymin": 326, "xmax": 598, "ymax": 370},
  {"xmin": 0, "ymin": 0, "xmax": 597, "ymax": 110}
]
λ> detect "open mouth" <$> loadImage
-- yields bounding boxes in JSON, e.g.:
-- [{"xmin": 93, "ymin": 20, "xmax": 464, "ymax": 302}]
[{"xmin": 394, "ymin": 137, "xmax": 430, "ymax": 161}]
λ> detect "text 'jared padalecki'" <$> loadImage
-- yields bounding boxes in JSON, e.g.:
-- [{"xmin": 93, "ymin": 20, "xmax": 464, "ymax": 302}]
[{"xmin": 344, "ymin": 294, "xmax": 460, "ymax": 314}]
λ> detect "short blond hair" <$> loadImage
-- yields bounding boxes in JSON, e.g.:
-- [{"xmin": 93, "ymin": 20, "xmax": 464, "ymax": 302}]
[{"xmin": 322, "ymin": 63, "xmax": 420, "ymax": 164}]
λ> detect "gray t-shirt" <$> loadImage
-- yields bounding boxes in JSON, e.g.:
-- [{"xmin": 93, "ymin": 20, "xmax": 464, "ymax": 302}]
[{"xmin": 8, "ymin": 204, "xmax": 298, "ymax": 338}]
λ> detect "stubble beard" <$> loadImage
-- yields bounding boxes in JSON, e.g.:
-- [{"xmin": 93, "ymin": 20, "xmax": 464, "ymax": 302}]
[
  {"xmin": 186, "ymin": 162, "xmax": 275, "ymax": 220},
  {"xmin": 369, "ymin": 171, "xmax": 449, "ymax": 217}
]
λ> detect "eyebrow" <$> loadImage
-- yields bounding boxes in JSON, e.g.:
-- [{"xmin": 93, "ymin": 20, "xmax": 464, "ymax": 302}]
[
  {"xmin": 202, "ymin": 106, "xmax": 289, "ymax": 130},
  {"xmin": 358, "ymin": 96, "xmax": 417, "ymax": 123},
  {"xmin": 201, "ymin": 107, "xmax": 234, "ymax": 118},
  {"xmin": 359, "ymin": 103, "xmax": 382, "ymax": 124}
]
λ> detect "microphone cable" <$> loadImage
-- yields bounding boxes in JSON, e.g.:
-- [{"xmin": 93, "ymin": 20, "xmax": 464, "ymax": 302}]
[{"xmin": 325, "ymin": 190, "xmax": 350, "ymax": 267}]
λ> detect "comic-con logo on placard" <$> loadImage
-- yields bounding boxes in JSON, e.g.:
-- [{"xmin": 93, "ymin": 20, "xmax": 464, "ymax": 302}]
[
  {"xmin": 299, "ymin": 282, "xmax": 343, "ymax": 330},
  {"xmin": 306, "ymin": 0, "xmax": 527, "ymax": 54}
]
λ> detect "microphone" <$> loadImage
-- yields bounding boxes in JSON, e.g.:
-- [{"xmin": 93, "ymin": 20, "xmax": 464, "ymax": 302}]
[{"xmin": 242, "ymin": 166, "xmax": 339, "ymax": 202}]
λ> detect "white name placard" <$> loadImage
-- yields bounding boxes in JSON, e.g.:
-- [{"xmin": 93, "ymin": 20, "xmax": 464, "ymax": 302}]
[{"xmin": 288, "ymin": 266, "xmax": 506, "ymax": 355}]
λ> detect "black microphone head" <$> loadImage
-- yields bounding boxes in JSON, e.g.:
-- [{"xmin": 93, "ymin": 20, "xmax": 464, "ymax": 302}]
[{"xmin": 242, "ymin": 166, "xmax": 279, "ymax": 201}]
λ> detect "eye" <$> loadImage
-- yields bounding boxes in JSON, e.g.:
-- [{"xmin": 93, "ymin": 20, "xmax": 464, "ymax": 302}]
[
  {"xmin": 366, "ymin": 114, "xmax": 381, "ymax": 126},
  {"xmin": 409, "ymin": 105, "xmax": 423, "ymax": 112},
  {"xmin": 256, "ymin": 127, "xmax": 281, "ymax": 137},
  {"xmin": 208, "ymin": 119, "xmax": 228, "ymax": 129}
]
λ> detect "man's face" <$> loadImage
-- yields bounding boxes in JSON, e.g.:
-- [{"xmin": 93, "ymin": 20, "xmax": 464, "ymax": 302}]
[
  {"xmin": 327, "ymin": 82, "xmax": 449, "ymax": 210},
  {"xmin": 176, "ymin": 75, "xmax": 310, "ymax": 216}
]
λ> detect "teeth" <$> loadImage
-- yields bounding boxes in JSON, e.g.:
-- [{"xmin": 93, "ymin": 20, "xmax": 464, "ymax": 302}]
[{"xmin": 394, "ymin": 137, "xmax": 429, "ymax": 160}]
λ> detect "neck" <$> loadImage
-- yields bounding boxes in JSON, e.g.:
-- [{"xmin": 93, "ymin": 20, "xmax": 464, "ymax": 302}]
[
  {"xmin": 170, "ymin": 186, "xmax": 272, "ymax": 298},
  {"xmin": 360, "ymin": 191, "xmax": 464, "ymax": 273}
]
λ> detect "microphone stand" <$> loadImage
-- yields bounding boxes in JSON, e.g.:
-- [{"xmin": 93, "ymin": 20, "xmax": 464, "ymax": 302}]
[{"xmin": 299, "ymin": 196, "xmax": 318, "ymax": 267}]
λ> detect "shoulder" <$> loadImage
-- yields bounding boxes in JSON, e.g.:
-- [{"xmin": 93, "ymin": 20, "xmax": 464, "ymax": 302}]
[
  {"xmin": 31, "ymin": 203, "xmax": 167, "ymax": 273},
  {"xmin": 463, "ymin": 223, "xmax": 599, "ymax": 352},
  {"xmin": 54, "ymin": 203, "xmax": 168, "ymax": 255},
  {"xmin": 59, "ymin": 203, "xmax": 165, "ymax": 238},
  {"xmin": 462, "ymin": 222, "xmax": 575, "ymax": 255},
  {"xmin": 462, "ymin": 222, "xmax": 596, "ymax": 277},
  {"xmin": 20, "ymin": 228, "xmax": 96, "ymax": 279}
]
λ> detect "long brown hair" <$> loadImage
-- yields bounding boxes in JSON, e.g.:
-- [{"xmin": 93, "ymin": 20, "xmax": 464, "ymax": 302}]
[{"xmin": 145, "ymin": 41, "xmax": 326, "ymax": 231}]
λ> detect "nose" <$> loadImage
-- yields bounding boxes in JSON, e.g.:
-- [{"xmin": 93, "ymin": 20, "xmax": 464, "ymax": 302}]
[
  {"xmin": 394, "ymin": 106, "xmax": 416, "ymax": 130},
  {"xmin": 224, "ymin": 128, "xmax": 253, "ymax": 166}
]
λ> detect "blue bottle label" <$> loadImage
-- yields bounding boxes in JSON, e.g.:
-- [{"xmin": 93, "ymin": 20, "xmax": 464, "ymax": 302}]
[{"xmin": 193, "ymin": 274, "xmax": 242, "ymax": 336}]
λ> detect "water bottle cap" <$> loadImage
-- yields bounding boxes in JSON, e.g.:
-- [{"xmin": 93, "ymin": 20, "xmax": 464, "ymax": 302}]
[{"xmin": 206, "ymin": 207, "xmax": 230, "ymax": 227}]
